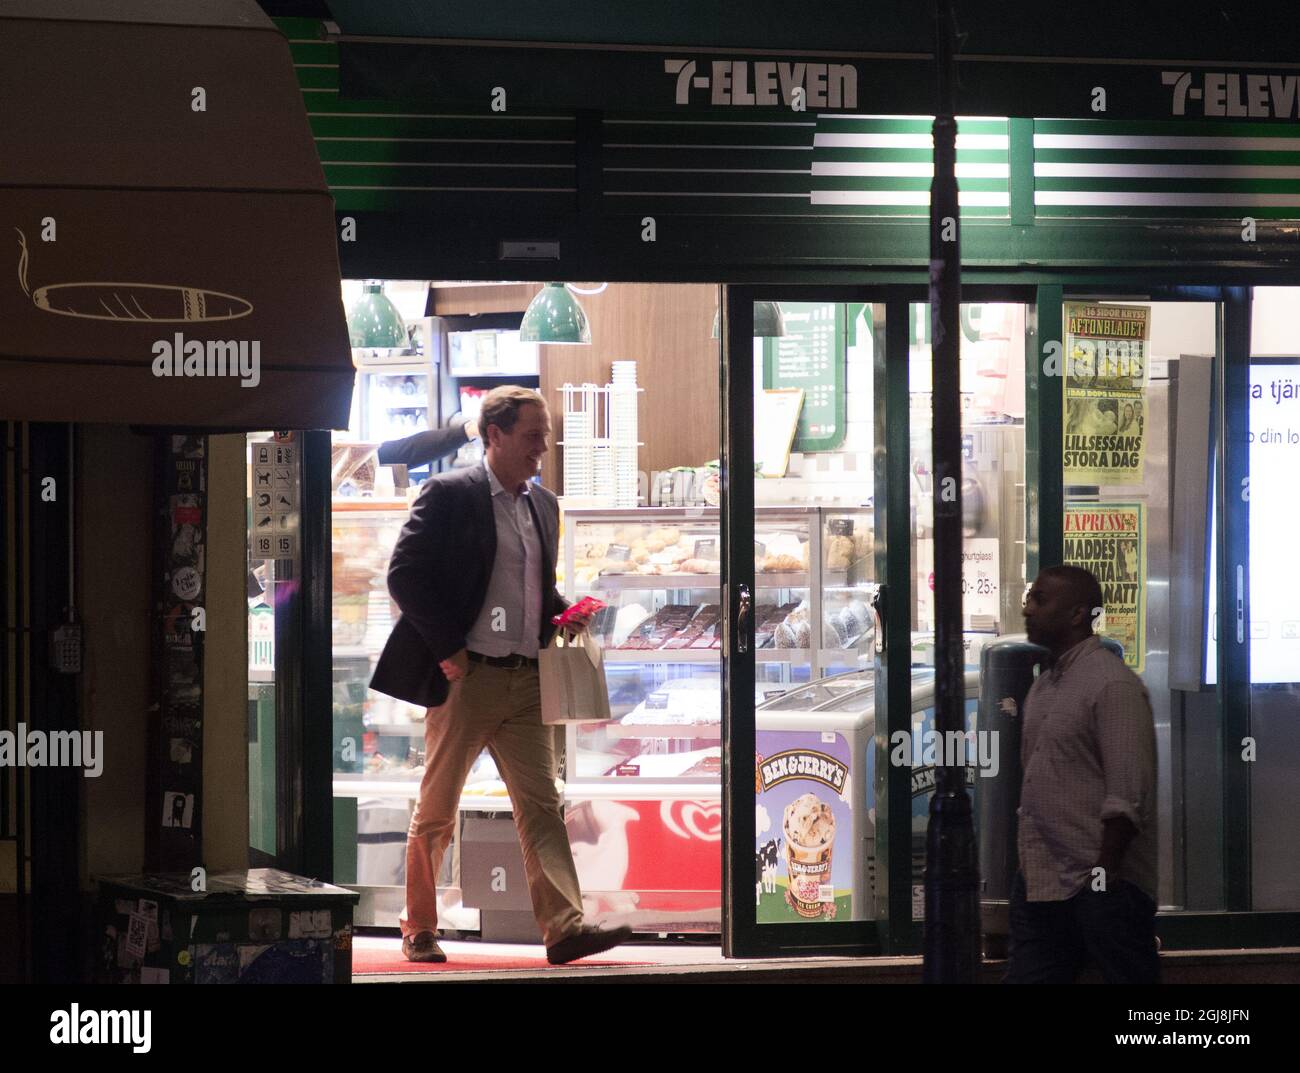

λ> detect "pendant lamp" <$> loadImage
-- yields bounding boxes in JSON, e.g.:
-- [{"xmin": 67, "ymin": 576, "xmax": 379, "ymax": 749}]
[
  {"xmin": 712, "ymin": 301, "xmax": 786, "ymax": 338},
  {"xmin": 519, "ymin": 282, "xmax": 592, "ymax": 344},
  {"xmin": 346, "ymin": 281, "xmax": 407, "ymax": 350}
]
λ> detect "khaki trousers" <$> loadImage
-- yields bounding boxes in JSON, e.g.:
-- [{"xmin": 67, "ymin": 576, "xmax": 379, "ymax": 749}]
[{"xmin": 399, "ymin": 659, "xmax": 584, "ymax": 947}]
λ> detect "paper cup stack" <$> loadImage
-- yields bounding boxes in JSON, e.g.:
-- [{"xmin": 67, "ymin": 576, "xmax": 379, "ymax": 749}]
[
  {"xmin": 561, "ymin": 383, "xmax": 597, "ymax": 498},
  {"xmin": 610, "ymin": 361, "xmax": 642, "ymax": 508}
]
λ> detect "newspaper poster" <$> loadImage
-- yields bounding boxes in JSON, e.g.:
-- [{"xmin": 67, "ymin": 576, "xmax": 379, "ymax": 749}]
[
  {"xmin": 1063, "ymin": 503, "xmax": 1146, "ymax": 673},
  {"xmin": 1063, "ymin": 303, "xmax": 1149, "ymax": 485}
]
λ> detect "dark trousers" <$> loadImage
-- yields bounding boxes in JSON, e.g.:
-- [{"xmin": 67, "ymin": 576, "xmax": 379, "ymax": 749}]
[{"xmin": 1004, "ymin": 872, "xmax": 1160, "ymax": 984}]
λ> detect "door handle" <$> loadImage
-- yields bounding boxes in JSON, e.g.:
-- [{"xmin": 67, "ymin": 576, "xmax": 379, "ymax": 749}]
[
  {"xmin": 737, "ymin": 582, "xmax": 752, "ymax": 654},
  {"xmin": 1236, "ymin": 564, "xmax": 1245, "ymax": 644},
  {"xmin": 871, "ymin": 584, "xmax": 887, "ymax": 654}
]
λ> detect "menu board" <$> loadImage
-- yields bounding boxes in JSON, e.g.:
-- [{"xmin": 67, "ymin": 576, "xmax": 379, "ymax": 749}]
[{"xmin": 764, "ymin": 302, "xmax": 846, "ymax": 452}]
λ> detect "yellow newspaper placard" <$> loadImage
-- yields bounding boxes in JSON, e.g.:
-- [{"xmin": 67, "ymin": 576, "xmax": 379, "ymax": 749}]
[
  {"xmin": 1063, "ymin": 303, "xmax": 1148, "ymax": 486},
  {"xmin": 1063, "ymin": 503, "xmax": 1146, "ymax": 673}
]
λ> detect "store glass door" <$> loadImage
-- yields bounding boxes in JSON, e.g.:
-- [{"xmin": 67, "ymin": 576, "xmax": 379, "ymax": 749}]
[
  {"xmin": 722, "ymin": 286, "xmax": 906, "ymax": 957},
  {"xmin": 1243, "ymin": 288, "xmax": 1300, "ymax": 911}
]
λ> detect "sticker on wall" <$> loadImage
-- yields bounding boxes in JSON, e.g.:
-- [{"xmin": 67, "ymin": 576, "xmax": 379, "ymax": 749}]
[
  {"xmin": 168, "ymin": 738, "xmax": 194, "ymax": 764},
  {"xmin": 165, "ymin": 651, "xmax": 202, "ymax": 709},
  {"xmin": 124, "ymin": 911, "xmax": 149, "ymax": 961},
  {"xmin": 248, "ymin": 908, "xmax": 282, "ymax": 943},
  {"xmin": 171, "ymin": 566, "xmax": 202, "ymax": 602},
  {"xmin": 162, "ymin": 791, "xmax": 195, "ymax": 829},
  {"xmin": 288, "ymin": 910, "xmax": 333, "ymax": 940},
  {"xmin": 171, "ymin": 435, "xmax": 206, "ymax": 459},
  {"xmin": 163, "ymin": 603, "xmax": 195, "ymax": 650}
]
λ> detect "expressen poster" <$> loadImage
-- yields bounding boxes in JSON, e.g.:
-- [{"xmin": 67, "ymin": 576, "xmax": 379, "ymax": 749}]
[
  {"xmin": 1063, "ymin": 303, "xmax": 1149, "ymax": 485},
  {"xmin": 1063, "ymin": 503, "xmax": 1146, "ymax": 673}
]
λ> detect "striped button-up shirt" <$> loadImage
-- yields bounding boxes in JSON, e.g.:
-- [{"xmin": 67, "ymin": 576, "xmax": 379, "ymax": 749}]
[
  {"xmin": 1017, "ymin": 635, "xmax": 1158, "ymax": 902},
  {"xmin": 465, "ymin": 459, "xmax": 543, "ymax": 658}
]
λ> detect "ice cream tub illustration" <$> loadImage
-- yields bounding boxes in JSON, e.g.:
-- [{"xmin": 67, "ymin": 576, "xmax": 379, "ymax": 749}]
[{"xmin": 782, "ymin": 792, "xmax": 836, "ymax": 919}]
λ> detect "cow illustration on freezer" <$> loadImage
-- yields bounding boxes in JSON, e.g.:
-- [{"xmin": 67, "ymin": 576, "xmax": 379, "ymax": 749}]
[{"xmin": 755, "ymin": 837, "xmax": 782, "ymax": 903}]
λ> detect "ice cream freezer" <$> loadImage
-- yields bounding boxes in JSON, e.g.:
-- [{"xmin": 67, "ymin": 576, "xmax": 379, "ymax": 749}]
[
  {"xmin": 756, "ymin": 667, "xmax": 980, "ymax": 927},
  {"xmin": 565, "ymin": 665, "xmax": 981, "ymax": 934}
]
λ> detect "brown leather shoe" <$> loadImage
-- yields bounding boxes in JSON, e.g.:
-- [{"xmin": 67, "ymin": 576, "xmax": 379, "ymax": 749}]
[
  {"xmin": 402, "ymin": 931, "xmax": 447, "ymax": 963},
  {"xmin": 546, "ymin": 924, "xmax": 633, "ymax": 965}
]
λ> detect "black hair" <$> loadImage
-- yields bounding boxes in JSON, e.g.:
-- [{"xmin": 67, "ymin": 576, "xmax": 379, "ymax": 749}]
[{"xmin": 1040, "ymin": 564, "xmax": 1105, "ymax": 625}]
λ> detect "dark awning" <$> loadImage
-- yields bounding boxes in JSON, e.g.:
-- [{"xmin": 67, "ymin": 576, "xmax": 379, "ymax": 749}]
[{"xmin": 0, "ymin": 0, "xmax": 353, "ymax": 429}]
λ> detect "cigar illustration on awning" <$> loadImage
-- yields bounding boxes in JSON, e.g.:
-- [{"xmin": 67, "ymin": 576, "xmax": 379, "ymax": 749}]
[{"xmin": 16, "ymin": 229, "xmax": 253, "ymax": 322}]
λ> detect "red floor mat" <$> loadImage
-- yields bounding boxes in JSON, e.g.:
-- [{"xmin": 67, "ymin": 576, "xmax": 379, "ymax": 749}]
[{"xmin": 352, "ymin": 948, "xmax": 650, "ymax": 974}]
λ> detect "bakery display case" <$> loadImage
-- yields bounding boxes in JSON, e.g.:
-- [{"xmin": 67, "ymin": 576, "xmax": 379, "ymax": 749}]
[
  {"xmin": 331, "ymin": 498, "xmax": 523, "ymax": 927},
  {"xmin": 557, "ymin": 505, "xmax": 874, "ymax": 931},
  {"xmin": 330, "ymin": 502, "xmax": 422, "ymax": 925}
]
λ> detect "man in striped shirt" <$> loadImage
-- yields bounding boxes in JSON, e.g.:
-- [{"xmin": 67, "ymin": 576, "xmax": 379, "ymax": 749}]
[{"xmin": 1006, "ymin": 565, "xmax": 1159, "ymax": 984}]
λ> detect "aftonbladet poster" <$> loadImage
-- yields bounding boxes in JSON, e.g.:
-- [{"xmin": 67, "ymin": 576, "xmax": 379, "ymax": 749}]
[
  {"xmin": 1063, "ymin": 303, "xmax": 1149, "ymax": 486},
  {"xmin": 1063, "ymin": 503, "xmax": 1147, "ymax": 673}
]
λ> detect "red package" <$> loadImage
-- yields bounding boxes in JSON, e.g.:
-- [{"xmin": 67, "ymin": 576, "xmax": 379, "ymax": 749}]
[{"xmin": 552, "ymin": 596, "xmax": 607, "ymax": 627}]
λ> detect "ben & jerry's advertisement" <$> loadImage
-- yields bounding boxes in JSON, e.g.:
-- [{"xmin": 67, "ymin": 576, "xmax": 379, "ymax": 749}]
[
  {"xmin": 1063, "ymin": 503, "xmax": 1146, "ymax": 673},
  {"xmin": 1063, "ymin": 303, "xmax": 1149, "ymax": 486},
  {"xmin": 754, "ymin": 731, "xmax": 854, "ymax": 923}
]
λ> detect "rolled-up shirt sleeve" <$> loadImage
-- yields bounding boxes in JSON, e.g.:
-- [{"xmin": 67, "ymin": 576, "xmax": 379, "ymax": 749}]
[{"xmin": 1094, "ymin": 679, "xmax": 1156, "ymax": 830}]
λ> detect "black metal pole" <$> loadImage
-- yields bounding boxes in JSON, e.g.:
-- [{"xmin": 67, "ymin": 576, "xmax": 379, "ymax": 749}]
[{"xmin": 923, "ymin": 0, "xmax": 981, "ymax": 984}]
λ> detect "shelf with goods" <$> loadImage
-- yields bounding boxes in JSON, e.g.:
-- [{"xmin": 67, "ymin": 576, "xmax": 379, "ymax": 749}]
[
  {"xmin": 559, "ymin": 504, "xmax": 875, "ymax": 787},
  {"xmin": 330, "ymin": 502, "xmax": 427, "ymax": 784}
]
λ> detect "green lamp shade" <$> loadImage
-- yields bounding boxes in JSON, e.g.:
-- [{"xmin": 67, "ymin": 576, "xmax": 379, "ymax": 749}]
[
  {"xmin": 712, "ymin": 301, "xmax": 786, "ymax": 338},
  {"xmin": 520, "ymin": 282, "xmax": 591, "ymax": 344},
  {"xmin": 347, "ymin": 283, "xmax": 407, "ymax": 349}
]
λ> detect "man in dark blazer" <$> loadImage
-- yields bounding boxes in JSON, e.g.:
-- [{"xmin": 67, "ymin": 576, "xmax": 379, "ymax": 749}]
[
  {"xmin": 376, "ymin": 411, "xmax": 478, "ymax": 470},
  {"xmin": 371, "ymin": 385, "xmax": 631, "ymax": 965}
]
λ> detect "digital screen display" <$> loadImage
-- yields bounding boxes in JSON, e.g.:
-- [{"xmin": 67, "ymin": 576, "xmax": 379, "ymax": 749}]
[{"xmin": 1206, "ymin": 360, "xmax": 1300, "ymax": 685}]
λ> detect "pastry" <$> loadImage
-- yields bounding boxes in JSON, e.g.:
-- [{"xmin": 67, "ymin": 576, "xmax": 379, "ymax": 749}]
[{"xmin": 825, "ymin": 535, "xmax": 855, "ymax": 570}]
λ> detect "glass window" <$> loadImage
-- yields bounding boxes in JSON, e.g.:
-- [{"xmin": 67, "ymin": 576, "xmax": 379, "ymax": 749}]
[
  {"xmin": 1247, "ymin": 288, "xmax": 1300, "ymax": 910},
  {"xmin": 908, "ymin": 302, "xmax": 1027, "ymax": 921},
  {"xmin": 246, "ymin": 432, "xmax": 277, "ymax": 858},
  {"xmin": 1062, "ymin": 299, "xmax": 1221, "ymax": 911}
]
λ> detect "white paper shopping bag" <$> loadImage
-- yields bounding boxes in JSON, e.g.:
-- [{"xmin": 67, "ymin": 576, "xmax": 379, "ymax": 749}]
[{"xmin": 539, "ymin": 632, "xmax": 612, "ymax": 725}]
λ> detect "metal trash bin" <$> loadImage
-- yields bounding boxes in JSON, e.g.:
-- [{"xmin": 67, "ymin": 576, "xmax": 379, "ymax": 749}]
[{"xmin": 977, "ymin": 637, "xmax": 1046, "ymax": 958}]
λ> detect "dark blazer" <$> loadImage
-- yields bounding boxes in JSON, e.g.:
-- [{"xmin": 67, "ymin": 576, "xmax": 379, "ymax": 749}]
[
  {"xmin": 376, "ymin": 416, "xmax": 469, "ymax": 468},
  {"xmin": 370, "ymin": 463, "xmax": 568, "ymax": 708}
]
